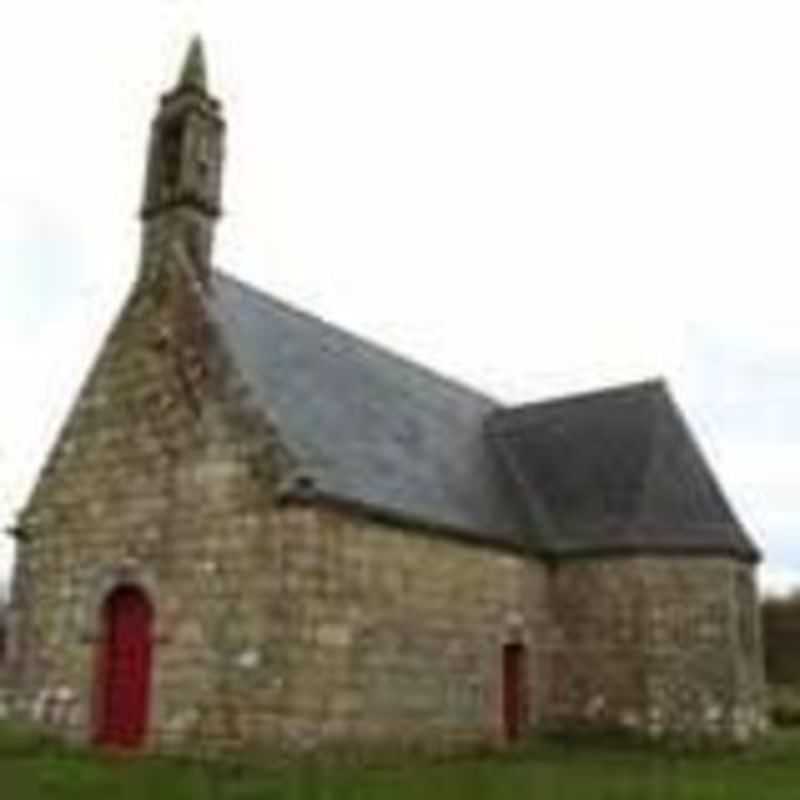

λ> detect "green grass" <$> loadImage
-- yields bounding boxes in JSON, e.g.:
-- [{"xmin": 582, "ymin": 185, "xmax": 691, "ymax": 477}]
[{"xmin": 4, "ymin": 724, "xmax": 800, "ymax": 799}]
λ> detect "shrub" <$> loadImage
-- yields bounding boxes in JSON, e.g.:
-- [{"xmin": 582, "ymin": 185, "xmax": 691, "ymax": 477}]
[
  {"xmin": 763, "ymin": 594, "xmax": 800, "ymax": 685},
  {"xmin": 769, "ymin": 685, "xmax": 800, "ymax": 728}
]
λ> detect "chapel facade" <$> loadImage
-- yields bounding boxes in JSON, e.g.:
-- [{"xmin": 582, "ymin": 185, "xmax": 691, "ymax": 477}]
[{"xmin": 2, "ymin": 40, "xmax": 766, "ymax": 754}]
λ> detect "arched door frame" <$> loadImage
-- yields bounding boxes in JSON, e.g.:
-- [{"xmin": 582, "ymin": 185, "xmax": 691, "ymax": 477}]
[
  {"xmin": 92, "ymin": 583, "xmax": 154, "ymax": 748},
  {"xmin": 80, "ymin": 562, "xmax": 162, "ymax": 643}
]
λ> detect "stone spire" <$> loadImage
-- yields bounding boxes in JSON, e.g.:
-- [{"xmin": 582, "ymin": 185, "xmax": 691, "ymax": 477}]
[
  {"xmin": 178, "ymin": 36, "xmax": 207, "ymax": 92},
  {"xmin": 139, "ymin": 38, "xmax": 225, "ymax": 285}
]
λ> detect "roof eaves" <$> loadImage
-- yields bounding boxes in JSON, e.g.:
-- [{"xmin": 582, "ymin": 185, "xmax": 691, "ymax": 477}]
[
  {"xmin": 548, "ymin": 541, "xmax": 761, "ymax": 564},
  {"xmin": 276, "ymin": 483, "xmax": 543, "ymax": 559}
]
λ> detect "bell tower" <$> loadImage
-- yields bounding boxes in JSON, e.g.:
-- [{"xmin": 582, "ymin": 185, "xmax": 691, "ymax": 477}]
[{"xmin": 139, "ymin": 37, "xmax": 225, "ymax": 285}]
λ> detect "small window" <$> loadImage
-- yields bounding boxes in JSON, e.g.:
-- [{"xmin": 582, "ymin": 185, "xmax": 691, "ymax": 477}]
[{"xmin": 161, "ymin": 121, "xmax": 184, "ymax": 191}]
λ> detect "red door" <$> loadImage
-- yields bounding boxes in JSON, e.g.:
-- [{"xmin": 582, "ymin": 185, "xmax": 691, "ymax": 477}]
[
  {"xmin": 502, "ymin": 643, "xmax": 526, "ymax": 742},
  {"xmin": 94, "ymin": 586, "xmax": 153, "ymax": 749}
]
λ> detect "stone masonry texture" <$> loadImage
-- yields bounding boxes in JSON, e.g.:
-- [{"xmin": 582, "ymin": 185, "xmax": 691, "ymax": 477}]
[
  {"xmin": 2, "ymin": 255, "xmax": 766, "ymax": 753},
  {"xmin": 1, "ymin": 41, "xmax": 766, "ymax": 756}
]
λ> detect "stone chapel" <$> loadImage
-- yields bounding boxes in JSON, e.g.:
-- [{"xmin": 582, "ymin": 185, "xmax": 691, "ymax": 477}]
[{"xmin": 2, "ymin": 39, "xmax": 766, "ymax": 753}]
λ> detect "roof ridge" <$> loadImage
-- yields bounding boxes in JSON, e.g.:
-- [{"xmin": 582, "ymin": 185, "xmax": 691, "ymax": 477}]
[
  {"xmin": 213, "ymin": 269, "xmax": 502, "ymax": 408},
  {"xmin": 486, "ymin": 377, "xmax": 668, "ymax": 433}
]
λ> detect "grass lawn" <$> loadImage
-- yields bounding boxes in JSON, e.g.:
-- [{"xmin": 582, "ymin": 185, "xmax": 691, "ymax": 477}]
[{"xmin": 3, "ymin": 723, "xmax": 800, "ymax": 799}]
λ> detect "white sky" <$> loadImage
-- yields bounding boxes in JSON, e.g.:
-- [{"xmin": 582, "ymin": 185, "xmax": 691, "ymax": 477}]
[{"xmin": 0, "ymin": 1, "xmax": 798, "ymax": 594}]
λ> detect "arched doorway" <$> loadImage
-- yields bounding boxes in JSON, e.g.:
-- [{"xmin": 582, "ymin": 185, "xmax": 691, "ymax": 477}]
[{"xmin": 94, "ymin": 585, "xmax": 153, "ymax": 748}]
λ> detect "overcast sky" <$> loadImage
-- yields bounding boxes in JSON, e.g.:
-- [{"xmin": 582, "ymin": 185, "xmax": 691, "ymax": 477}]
[{"xmin": 0, "ymin": 1, "xmax": 798, "ymax": 594}]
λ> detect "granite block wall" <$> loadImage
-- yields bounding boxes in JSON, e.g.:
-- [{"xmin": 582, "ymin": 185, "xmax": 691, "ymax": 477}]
[
  {"xmin": 546, "ymin": 556, "xmax": 767, "ymax": 743},
  {"xmin": 4, "ymin": 266, "xmax": 548, "ymax": 754},
  {"xmin": 2, "ymin": 258, "xmax": 766, "ymax": 754}
]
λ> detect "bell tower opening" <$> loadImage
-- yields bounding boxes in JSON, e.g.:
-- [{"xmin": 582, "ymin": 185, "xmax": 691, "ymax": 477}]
[{"xmin": 160, "ymin": 119, "xmax": 185, "ymax": 195}]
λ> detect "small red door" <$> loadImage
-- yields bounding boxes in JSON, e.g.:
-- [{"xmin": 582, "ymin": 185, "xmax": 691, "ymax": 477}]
[
  {"xmin": 94, "ymin": 586, "xmax": 153, "ymax": 749},
  {"xmin": 502, "ymin": 643, "xmax": 527, "ymax": 742}
]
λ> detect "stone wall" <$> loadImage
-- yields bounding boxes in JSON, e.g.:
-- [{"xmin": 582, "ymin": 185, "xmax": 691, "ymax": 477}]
[
  {"xmin": 5, "ymin": 263, "xmax": 550, "ymax": 755},
  {"xmin": 162, "ymin": 503, "xmax": 550, "ymax": 754},
  {"xmin": 6, "ymin": 257, "xmax": 280, "ymax": 747},
  {"xmin": 4, "ymin": 253, "xmax": 766, "ymax": 754},
  {"xmin": 546, "ymin": 556, "xmax": 767, "ymax": 743}
]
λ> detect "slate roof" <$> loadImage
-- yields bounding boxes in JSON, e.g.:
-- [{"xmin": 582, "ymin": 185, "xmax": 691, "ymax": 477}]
[
  {"xmin": 208, "ymin": 272, "xmax": 532, "ymax": 551},
  {"xmin": 487, "ymin": 382, "xmax": 760, "ymax": 561},
  {"xmin": 207, "ymin": 271, "xmax": 759, "ymax": 562}
]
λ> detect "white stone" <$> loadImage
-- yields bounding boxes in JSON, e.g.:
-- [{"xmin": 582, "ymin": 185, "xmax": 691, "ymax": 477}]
[
  {"xmin": 620, "ymin": 710, "xmax": 640, "ymax": 729},
  {"xmin": 733, "ymin": 723, "xmax": 751, "ymax": 744},
  {"xmin": 586, "ymin": 694, "xmax": 606, "ymax": 718},
  {"xmin": 68, "ymin": 704, "xmax": 83, "ymax": 729},
  {"xmin": 237, "ymin": 649, "xmax": 260, "ymax": 670},
  {"xmin": 167, "ymin": 708, "xmax": 199, "ymax": 734},
  {"xmin": 31, "ymin": 689, "xmax": 51, "ymax": 723},
  {"xmin": 55, "ymin": 686, "xmax": 74, "ymax": 703},
  {"xmin": 647, "ymin": 721, "xmax": 664, "ymax": 739},
  {"xmin": 88, "ymin": 501, "xmax": 105, "ymax": 519},
  {"xmin": 316, "ymin": 622, "xmax": 352, "ymax": 648},
  {"xmin": 505, "ymin": 611, "xmax": 524, "ymax": 628},
  {"xmin": 143, "ymin": 525, "xmax": 160, "ymax": 542},
  {"xmin": 194, "ymin": 460, "xmax": 239, "ymax": 486},
  {"xmin": 175, "ymin": 620, "xmax": 205, "ymax": 647}
]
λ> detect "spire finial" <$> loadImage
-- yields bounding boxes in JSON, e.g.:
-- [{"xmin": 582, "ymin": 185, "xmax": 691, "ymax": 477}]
[{"xmin": 178, "ymin": 35, "xmax": 207, "ymax": 91}]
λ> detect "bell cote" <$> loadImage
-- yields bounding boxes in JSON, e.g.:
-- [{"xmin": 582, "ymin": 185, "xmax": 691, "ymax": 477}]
[{"xmin": 141, "ymin": 37, "xmax": 225, "ymax": 223}]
